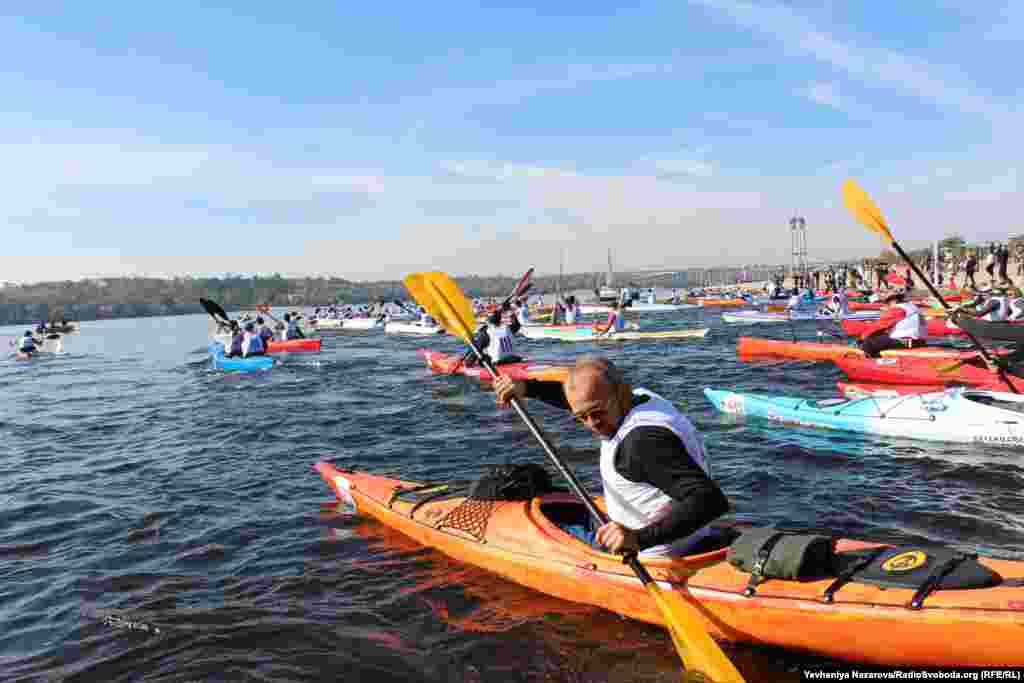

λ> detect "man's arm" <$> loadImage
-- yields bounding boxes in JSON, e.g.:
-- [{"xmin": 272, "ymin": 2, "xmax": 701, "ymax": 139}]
[
  {"xmin": 614, "ymin": 427, "xmax": 729, "ymax": 550},
  {"xmin": 858, "ymin": 307, "xmax": 907, "ymax": 339}
]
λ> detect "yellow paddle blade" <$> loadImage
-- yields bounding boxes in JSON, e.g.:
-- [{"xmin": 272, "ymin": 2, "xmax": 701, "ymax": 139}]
[
  {"xmin": 842, "ymin": 178, "xmax": 893, "ymax": 242},
  {"xmin": 402, "ymin": 272, "xmax": 476, "ymax": 342},
  {"xmin": 646, "ymin": 582, "xmax": 747, "ymax": 683}
]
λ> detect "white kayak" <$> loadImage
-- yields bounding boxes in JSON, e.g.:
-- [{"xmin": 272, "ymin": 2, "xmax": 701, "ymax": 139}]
[
  {"xmin": 384, "ymin": 321, "xmax": 445, "ymax": 335},
  {"xmin": 704, "ymin": 386, "xmax": 1024, "ymax": 447},
  {"xmin": 309, "ymin": 318, "xmax": 344, "ymax": 329},
  {"xmin": 342, "ymin": 317, "xmax": 385, "ymax": 330},
  {"xmin": 721, "ymin": 310, "xmax": 880, "ymax": 324},
  {"xmin": 522, "ymin": 326, "xmax": 708, "ymax": 342},
  {"xmin": 579, "ymin": 302, "xmax": 699, "ymax": 314}
]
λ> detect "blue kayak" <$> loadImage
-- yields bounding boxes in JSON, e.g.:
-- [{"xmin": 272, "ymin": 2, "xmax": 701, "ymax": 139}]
[
  {"xmin": 208, "ymin": 342, "xmax": 274, "ymax": 372},
  {"xmin": 703, "ymin": 386, "xmax": 1024, "ymax": 445}
]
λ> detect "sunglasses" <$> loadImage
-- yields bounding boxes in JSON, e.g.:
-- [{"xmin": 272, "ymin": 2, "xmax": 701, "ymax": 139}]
[{"xmin": 572, "ymin": 394, "xmax": 618, "ymax": 424}]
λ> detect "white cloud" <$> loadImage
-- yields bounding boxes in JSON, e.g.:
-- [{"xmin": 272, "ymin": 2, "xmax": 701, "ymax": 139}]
[{"xmin": 691, "ymin": 0, "xmax": 1010, "ymax": 121}]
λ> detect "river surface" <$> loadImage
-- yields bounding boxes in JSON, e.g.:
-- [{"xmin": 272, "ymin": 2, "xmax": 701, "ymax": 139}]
[{"xmin": 2, "ymin": 309, "xmax": 1022, "ymax": 682}]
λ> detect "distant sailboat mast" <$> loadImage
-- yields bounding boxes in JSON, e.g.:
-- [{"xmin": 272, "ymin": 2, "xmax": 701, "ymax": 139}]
[{"xmin": 606, "ymin": 248, "xmax": 614, "ymax": 287}]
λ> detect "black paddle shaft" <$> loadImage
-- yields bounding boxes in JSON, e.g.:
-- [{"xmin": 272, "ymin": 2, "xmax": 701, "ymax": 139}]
[
  {"xmin": 890, "ymin": 241, "xmax": 1019, "ymax": 393},
  {"xmin": 470, "ymin": 343, "xmax": 658, "ymax": 585}
]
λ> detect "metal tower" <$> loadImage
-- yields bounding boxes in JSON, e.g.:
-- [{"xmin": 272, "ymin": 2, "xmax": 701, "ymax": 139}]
[{"xmin": 790, "ymin": 216, "xmax": 808, "ymax": 288}]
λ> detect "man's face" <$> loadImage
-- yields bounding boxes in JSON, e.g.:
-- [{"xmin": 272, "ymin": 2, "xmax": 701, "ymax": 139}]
[{"xmin": 565, "ymin": 372, "xmax": 626, "ymax": 440}]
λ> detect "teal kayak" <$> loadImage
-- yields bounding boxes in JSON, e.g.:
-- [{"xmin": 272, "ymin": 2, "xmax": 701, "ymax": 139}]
[
  {"xmin": 703, "ymin": 386, "xmax": 1024, "ymax": 446},
  {"xmin": 208, "ymin": 342, "xmax": 274, "ymax": 372}
]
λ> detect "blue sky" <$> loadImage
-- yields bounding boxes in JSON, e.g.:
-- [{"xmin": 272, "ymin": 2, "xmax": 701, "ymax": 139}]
[{"xmin": 2, "ymin": 1, "xmax": 1020, "ymax": 283}]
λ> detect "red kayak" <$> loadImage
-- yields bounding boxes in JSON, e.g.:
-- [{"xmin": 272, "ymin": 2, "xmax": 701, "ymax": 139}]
[
  {"xmin": 840, "ymin": 317, "xmax": 969, "ymax": 338},
  {"xmin": 833, "ymin": 355, "xmax": 1024, "ymax": 390},
  {"xmin": 266, "ymin": 338, "xmax": 321, "ymax": 353},
  {"xmin": 15, "ymin": 350, "xmax": 33, "ymax": 360},
  {"xmin": 420, "ymin": 350, "xmax": 569, "ymax": 382},
  {"xmin": 847, "ymin": 301, "xmax": 885, "ymax": 311}
]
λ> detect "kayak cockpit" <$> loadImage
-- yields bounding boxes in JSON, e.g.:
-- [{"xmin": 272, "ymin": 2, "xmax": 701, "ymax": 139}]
[{"xmin": 535, "ymin": 496, "xmax": 740, "ymax": 561}]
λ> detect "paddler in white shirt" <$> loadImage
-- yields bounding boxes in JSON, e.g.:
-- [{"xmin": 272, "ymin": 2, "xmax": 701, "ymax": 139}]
[
  {"xmin": 241, "ymin": 322, "xmax": 266, "ymax": 357},
  {"xmin": 594, "ymin": 301, "xmax": 627, "ymax": 337},
  {"xmin": 856, "ymin": 290, "xmax": 927, "ymax": 357},
  {"xmin": 515, "ymin": 298, "xmax": 531, "ymax": 326}
]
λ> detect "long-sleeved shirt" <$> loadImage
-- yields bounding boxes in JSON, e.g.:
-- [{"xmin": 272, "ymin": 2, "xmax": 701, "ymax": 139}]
[{"xmin": 522, "ymin": 380, "xmax": 729, "ymax": 550}]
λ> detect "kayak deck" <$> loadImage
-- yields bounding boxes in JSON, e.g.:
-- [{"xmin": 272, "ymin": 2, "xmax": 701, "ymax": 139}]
[
  {"xmin": 420, "ymin": 350, "xmax": 570, "ymax": 382},
  {"xmin": 316, "ymin": 464, "xmax": 1024, "ymax": 667}
]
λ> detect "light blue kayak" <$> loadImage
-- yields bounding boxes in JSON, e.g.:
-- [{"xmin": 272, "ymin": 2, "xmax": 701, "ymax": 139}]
[
  {"xmin": 703, "ymin": 386, "xmax": 1024, "ymax": 446},
  {"xmin": 208, "ymin": 342, "xmax": 274, "ymax": 372}
]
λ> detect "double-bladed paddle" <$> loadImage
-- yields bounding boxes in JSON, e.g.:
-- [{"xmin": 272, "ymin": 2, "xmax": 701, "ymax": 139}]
[
  {"xmin": 841, "ymin": 179, "xmax": 1018, "ymax": 393},
  {"xmin": 402, "ymin": 270, "xmax": 746, "ymax": 683}
]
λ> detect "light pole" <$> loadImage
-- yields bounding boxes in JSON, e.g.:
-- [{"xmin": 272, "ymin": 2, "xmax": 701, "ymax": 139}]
[{"xmin": 790, "ymin": 216, "xmax": 807, "ymax": 288}]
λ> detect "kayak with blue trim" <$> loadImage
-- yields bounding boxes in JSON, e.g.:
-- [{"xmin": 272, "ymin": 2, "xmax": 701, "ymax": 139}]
[
  {"xmin": 208, "ymin": 342, "xmax": 274, "ymax": 372},
  {"xmin": 704, "ymin": 386, "xmax": 1024, "ymax": 446}
]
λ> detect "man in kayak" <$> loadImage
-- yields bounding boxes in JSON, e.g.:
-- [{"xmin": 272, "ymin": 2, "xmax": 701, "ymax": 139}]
[
  {"xmin": 223, "ymin": 321, "xmax": 244, "ymax": 358},
  {"xmin": 282, "ymin": 313, "xmax": 305, "ymax": 340},
  {"xmin": 968, "ymin": 288, "xmax": 1011, "ymax": 322},
  {"xmin": 593, "ymin": 301, "xmax": 626, "ymax": 337},
  {"xmin": 241, "ymin": 322, "xmax": 267, "ymax": 357},
  {"xmin": 256, "ymin": 317, "xmax": 275, "ymax": 347},
  {"xmin": 856, "ymin": 290, "xmax": 927, "ymax": 357},
  {"xmin": 492, "ymin": 356, "xmax": 729, "ymax": 557},
  {"xmin": 16, "ymin": 330, "xmax": 37, "ymax": 354},
  {"xmin": 464, "ymin": 310, "xmax": 522, "ymax": 368},
  {"xmin": 515, "ymin": 298, "xmax": 531, "ymax": 326}
]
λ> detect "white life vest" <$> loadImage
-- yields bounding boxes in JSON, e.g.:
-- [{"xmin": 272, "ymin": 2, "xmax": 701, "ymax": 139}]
[
  {"xmin": 242, "ymin": 331, "xmax": 265, "ymax": 356},
  {"xmin": 647, "ymin": 291, "xmax": 656, "ymax": 304},
  {"xmin": 599, "ymin": 389, "xmax": 713, "ymax": 557},
  {"xmin": 486, "ymin": 324, "xmax": 515, "ymax": 362},
  {"xmin": 565, "ymin": 304, "xmax": 577, "ymax": 324},
  {"xmin": 516, "ymin": 304, "xmax": 530, "ymax": 325},
  {"xmin": 889, "ymin": 303, "xmax": 926, "ymax": 340},
  {"xmin": 983, "ymin": 296, "xmax": 1010, "ymax": 322}
]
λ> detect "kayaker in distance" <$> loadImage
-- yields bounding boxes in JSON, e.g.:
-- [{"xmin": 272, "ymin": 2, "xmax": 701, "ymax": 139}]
[
  {"xmin": 241, "ymin": 322, "xmax": 267, "ymax": 357},
  {"xmin": 464, "ymin": 309, "xmax": 522, "ymax": 368},
  {"xmin": 17, "ymin": 331, "xmax": 37, "ymax": 354},
  {"xmin": 224, "ymin": 321, "xmax": 244, "ymax": 358},
  {"xmin": 256, "ymin": 317, "xmax": 275, "ymax": 348},
  {"xmin": 855, "ymin": 290, "xmax": 926, "ymax": 357},
  {"xmin": 492, "ymin": 356, "xmax": 730, "ymax": 556},
  {"xmin": 282, "ymin": 313, "xmax": 305, "ymax": 340},
  {"xmin": 593, "ymin": 301, "xmax": 626, "ymax": 337}
]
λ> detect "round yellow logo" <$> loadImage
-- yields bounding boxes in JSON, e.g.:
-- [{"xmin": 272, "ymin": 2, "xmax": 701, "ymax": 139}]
[{"xmin": 881, "ymin": 550, "xmax": 928, "ymax": 573}]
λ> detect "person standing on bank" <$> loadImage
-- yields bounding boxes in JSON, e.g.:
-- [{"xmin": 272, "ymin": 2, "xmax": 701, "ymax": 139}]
[{"xmin": 492, "ymin": 356, "xmax": 730, "ymax": 557}]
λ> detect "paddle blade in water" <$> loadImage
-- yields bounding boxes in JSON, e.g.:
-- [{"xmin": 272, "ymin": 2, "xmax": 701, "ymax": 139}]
[
  {"xmin": 646, "ymin": 582, "xmax": 746, "ymax": 683},
  {"xmin": 402, "ymin": 272, "xmax": 476, "ymax": 341},
  {"xmin": 842, "ymin": 179, "xmax": 893, "ymax": 242}
]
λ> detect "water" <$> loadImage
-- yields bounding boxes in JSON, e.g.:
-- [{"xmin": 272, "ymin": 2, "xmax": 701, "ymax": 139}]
[{"xmin": 2, "ymin": 310, "xmax": 1022, "ymax": 682}]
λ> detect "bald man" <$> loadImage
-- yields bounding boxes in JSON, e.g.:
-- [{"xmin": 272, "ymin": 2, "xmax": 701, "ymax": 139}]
[{"xmin": 493, "ymin": 355, "xmax": 729, "ymax": 557}]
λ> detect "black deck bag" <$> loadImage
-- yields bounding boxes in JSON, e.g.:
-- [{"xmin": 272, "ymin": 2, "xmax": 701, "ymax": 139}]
[
  {"xmin": 728, "ymin": 527, "xmax": 836, "ymax": 596},
  {"xmin": 468, "ymin": 463, "xmax": 556, "ymax": 501}
]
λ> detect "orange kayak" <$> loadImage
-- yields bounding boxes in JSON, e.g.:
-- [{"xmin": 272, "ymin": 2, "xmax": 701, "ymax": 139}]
[
  {"xmin": 266, "ymin": 338, "xmax": 321, "ymax": 353},
  {"xmin": 735, "ymin": 337, "xmax": 999, "ymax": 362},
  {"xmin": 316, "ymin": 464, "xmax": 1024, "ymax": 667},
  {"xmin": 420, "ymin": 350, "xmax": 569, "ymax": 382},
  {"xmin": 698, "ymin": 298, "xmax": 748, "ymax": 307}
]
